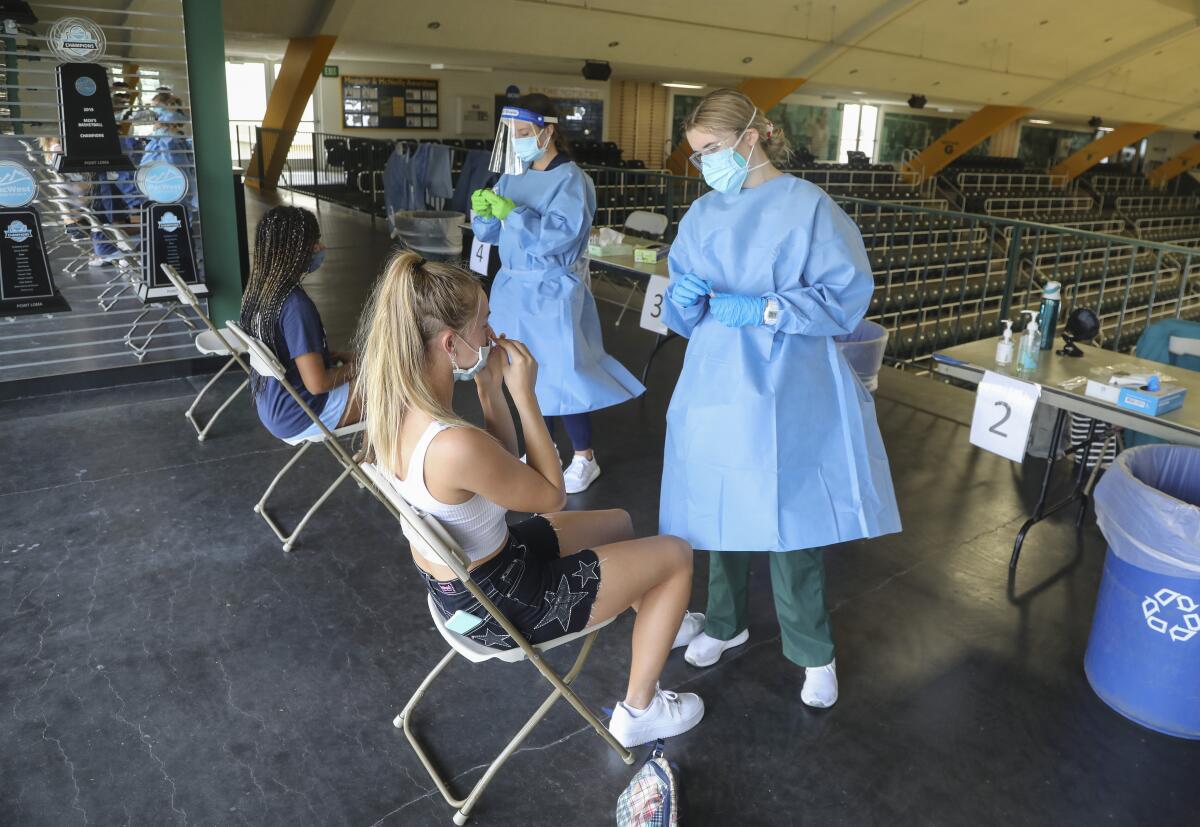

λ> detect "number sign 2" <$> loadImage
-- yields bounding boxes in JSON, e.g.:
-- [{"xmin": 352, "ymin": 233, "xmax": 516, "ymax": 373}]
[{"xmin": 969, "ymin": 370, "xmax": 1041, "ymax": 463}]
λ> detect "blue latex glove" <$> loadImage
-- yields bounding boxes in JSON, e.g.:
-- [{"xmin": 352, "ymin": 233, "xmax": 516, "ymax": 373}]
[
  {"xmin": 668, "ymin": 273, "xmax": 712, "ymax": 308},
  {"xmin": 709, "ymin": 292, "xmax": 767, "ymax": 328}
]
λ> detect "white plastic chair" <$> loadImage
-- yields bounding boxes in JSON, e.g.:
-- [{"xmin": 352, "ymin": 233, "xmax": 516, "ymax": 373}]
[
  {"xmin": 226, "ymin": 321, "xmax": 366, "ymax": 552},
  {"xmin": 161, "ymin": 265, "xmax": 252, "ymax": 441},
  {"xmin": 624, "ymin": 209, "xmax": 669, "ymax": 239},
  {"xmin": 360, "ymin": 463, "xmax": 633, "ymax": 825}
]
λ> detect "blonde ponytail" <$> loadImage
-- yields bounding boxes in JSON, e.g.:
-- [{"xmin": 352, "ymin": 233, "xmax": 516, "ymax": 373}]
[
  {"xmin": 355, "ymin": 251, "xmax": 483, "ymax": 471},
  {"xmin": 683, "ymin": 88, "xmax": 793, "ymax": 167}
]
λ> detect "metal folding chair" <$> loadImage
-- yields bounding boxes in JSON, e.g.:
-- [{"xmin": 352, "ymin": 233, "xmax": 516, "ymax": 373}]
[
  {"xmin": 360, "ymin": 462, "xmax": 633, "ymax": 824},
  {"xmin": 226, "ymin": 321, "xmax": 367, "ymax": 552},
  {"xmin": 161, "ymin": 265, "xmax": 252, "ymax": 441}
]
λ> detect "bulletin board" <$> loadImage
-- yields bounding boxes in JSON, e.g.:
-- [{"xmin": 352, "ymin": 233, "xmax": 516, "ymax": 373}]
[{"xmin": 342, "ymin": 76, "xmax": 439, "ymax": 129}]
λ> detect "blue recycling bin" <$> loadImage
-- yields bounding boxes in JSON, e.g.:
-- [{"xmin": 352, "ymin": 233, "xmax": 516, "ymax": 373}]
[{"xmin": 1085, "ymin": 445, "xmax": 1200, "ymax": 739}]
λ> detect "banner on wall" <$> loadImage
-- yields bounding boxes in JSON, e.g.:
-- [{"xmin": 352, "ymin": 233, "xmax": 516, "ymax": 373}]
[{"xmin": 0, "ymin": 209, "xmax": 71, "ymax": 316}]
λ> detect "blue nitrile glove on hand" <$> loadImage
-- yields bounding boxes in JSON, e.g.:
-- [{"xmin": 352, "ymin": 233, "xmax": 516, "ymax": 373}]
[
  {"xmin": 471, "ymin": 189, "xmax": 493, "ymax": 218},
  {"xmin": 668, "ymin": 273, "xmax": 713, "ymax": 308},
  {"xmin": 709, "ymin": 292, "xmax": 767, "ymax": 328}
]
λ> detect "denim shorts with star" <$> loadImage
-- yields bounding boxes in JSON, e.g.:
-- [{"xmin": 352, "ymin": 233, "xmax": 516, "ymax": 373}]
[{"xmin": 419, "ymin": 516, "xmax": 602, "ymax": 651}]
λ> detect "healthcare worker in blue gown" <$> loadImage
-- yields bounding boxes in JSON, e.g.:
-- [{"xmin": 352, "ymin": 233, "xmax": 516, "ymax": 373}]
[
  {"xmin": 471, "ymin": 94, "xmax": 644, "ymax": 493},
  {"xmin": 661, "ymin": 89, "xmax": 901, "ymax": 708}
]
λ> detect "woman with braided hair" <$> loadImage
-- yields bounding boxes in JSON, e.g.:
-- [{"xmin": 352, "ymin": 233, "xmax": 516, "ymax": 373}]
[{"xmin": 240, "ymin": 205, "xmax": 360, "ymax": 442}]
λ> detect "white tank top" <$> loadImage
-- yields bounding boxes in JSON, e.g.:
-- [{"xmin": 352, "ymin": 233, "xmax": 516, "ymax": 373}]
[{"xmin": 390, "ymin": 420, "xmax": 509, "ymax": 564}]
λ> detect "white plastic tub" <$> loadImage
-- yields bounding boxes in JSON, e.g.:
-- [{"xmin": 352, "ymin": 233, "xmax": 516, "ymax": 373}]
[
  {"xmin": 391, "ymin": 210, "xmax": 467, "ymax": 256},
  {"xmin": 836, "ymin": 320, "xmax": 889, "ymax": 392}
]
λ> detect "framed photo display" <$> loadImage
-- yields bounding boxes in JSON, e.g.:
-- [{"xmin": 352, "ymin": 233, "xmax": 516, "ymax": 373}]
[{"xmin": 342, "ymin": 76, "xmax": 438, "ymax": 129}]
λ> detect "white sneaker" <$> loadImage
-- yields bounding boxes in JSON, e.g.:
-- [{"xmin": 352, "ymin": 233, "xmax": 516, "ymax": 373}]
[
  {"xmin": 563, "ymin": 454, "xmax": 600, "ymax": 494},
  {"xmin": 608, "ymin": 686, "xmax": 705, "ymax": 748},
  {"xmin": 672, "ymin": 611, "xmax": 705, "ymax": 650},
  {"xmin": 683, "ymin": 629, "xmax": 750, "ymax": 668},
  {"xmin": 801, "ymin": 659, "xmax": 838, "ymax": 708}
]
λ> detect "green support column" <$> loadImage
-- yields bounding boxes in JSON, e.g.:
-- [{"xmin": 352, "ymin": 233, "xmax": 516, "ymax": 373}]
[{"xmin": 183, "ymin": 0, "xmax": 242, "ymax": 326}]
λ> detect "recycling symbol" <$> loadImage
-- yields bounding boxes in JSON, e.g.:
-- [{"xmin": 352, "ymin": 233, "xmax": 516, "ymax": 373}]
[{"xmin": 1142, "ymin": 588, "xmax": 1200, "ymax": 643}]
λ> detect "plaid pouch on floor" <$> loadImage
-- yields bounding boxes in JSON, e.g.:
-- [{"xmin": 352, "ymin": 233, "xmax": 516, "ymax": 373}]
[{"xmin": 615, "ymin": 740, "xmax": 680, "ymax": 827}]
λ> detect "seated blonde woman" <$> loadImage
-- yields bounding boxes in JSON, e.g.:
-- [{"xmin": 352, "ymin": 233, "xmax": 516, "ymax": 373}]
[{"xmin": 355, "ymin": 251, "xmax": 705, "ymax": 747}]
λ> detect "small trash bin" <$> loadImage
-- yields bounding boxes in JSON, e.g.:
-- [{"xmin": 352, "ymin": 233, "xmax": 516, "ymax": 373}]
[
  {"xmin": 836, "ymin": 320, "xmax": 889, "ymax": 392},
  {"xmin": 1085, "ymin": 445, "xmax": 1200, "ymax": 739}
]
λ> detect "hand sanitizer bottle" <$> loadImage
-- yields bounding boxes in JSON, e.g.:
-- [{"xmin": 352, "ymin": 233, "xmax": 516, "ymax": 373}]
[
  {"xmin": 1017, "ymin": 310, "xmax": 1040, "ymax": 374},
  {"xmin": 995, "ymin": 319, "xmax": 1014, "ymax": 366}
]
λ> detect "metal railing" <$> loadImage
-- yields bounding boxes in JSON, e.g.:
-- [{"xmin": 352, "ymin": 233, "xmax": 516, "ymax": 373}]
[
  {"xmin": 1133, "ymin": 214, "xmax": 1200, "ymax": 239},
  {"xmin": 582, "ymin": 165, "xmax": 1200, "ymax": 368},
  {"xmin": 1090, "ymin": 173, "xmax": 1179, "ymax": 194},
  {"xmin": 1113, "ymin": 194, "xmax": 1198, "ymax": 213},
  {"xmin": 227, "ymin": 137, "xmax": 1200, "ymax": 369},
  {"xmin": 984, "ymin": 195, "xmax": 1095, "ymax": 219},
  {"xmin": 789, "ymin": 167, "xmax": 930, "ymax": 196},
  {"xmin": 838, "ymin": 197, "xmax": 1200, "ymax": 365},
  {"xmin": 957, "ymin": 171, "xmax": 1069, "ymax": 192}
]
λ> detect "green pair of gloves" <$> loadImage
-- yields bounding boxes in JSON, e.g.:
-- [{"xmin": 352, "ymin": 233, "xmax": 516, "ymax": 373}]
[{"xmin": 471, "ymin": 188, "xmax": 515, "ymax": 220}]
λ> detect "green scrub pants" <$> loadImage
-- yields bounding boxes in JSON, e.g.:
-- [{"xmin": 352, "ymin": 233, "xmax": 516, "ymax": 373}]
[{"xmin": 702, "ymin": 548, "xmax": 834, "ymax": 668}]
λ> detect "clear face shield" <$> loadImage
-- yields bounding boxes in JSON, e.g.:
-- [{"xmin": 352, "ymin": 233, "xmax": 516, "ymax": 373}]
[{"xmin": 489, "ymin": 106, "xmax": 558, "ymax": 176}]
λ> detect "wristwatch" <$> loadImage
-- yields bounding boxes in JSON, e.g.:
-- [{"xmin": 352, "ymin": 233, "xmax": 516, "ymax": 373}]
[{"xmin": 763, "ymin": 297, "xmax": 781, "ymax": 326}]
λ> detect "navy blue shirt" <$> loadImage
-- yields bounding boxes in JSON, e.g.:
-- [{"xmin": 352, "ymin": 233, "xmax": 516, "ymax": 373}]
[{"xmin": 255, "ymin": 287, "xmax": 332, "ymax": 439}]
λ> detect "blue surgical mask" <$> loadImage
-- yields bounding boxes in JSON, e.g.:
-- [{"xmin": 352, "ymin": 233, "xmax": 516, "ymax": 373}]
[
  {"xmin": 305, "ymin": 247, "xmax": 325, "ymax": 273},
  {"xmin": 700, "ymin": 112, "xmax": 769, "ymax": 195},
  {"xmin": 513, "ymin": 131, "xmax": 547, "ymax": 164},
  {"xmin": 451, "ymin": 334, "xmax": 491, "ymax": 381}
]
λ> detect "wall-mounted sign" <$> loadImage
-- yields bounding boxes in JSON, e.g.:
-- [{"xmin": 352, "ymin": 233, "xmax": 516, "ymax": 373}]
[
  {"xmin": 323, "ymin": 65, "xmax": 339, "ymax": 77},
  {"xmin": 0, "ymin": 161, "xmax": 38, "ymax": 209},
  {"xmin": 47, "ymin": 17, "xmax": 106, "ymax": 63},
  {"xmin": 136, "ymin": 161, "xmax": 188, "ymax": 204},
  {"xmin": 140, "ymin": 203, "xmax": 203, "ymax": 301},
  {"xmin": 54, "ymin": 62, "xmax": 133, "ymax": 173},
  {"xmin": 0, "ymin": 209, "xmax": 70, "ymax": 315}
]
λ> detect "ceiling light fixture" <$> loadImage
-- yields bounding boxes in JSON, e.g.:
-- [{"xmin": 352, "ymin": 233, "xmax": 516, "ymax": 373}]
[
  {"xmin": 742, "ymin": 56, "xmax": 753, "ymax": 64},
  {"xmin": 1097, "ymin": 126, "xmax": 1114, "ymax": 132},
  {"xmin": 429, "ymin": 63, "xmax": 492, "ymax": 72},
  {"xmin": 608, "ymin": 41, "xmax": 619, "ymax": 47},
  {"xmin": 427, "ymin": 21, "xmax": 441, "ymax": 29},
  {"xmin": 1028, "ymin": 118, "xmax": 1052, "ymax": 124},
  {"xmin": 662, "ymin": 82, "xmax": 704, "ymax": 89}
]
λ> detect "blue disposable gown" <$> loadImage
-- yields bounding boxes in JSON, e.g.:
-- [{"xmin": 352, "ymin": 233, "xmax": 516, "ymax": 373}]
[
  {"xmin": 472, "ymin": 161, "xmax": 644, "ymax": 416},
  {"xmin": 660, "ymin": 175, "xmax": 901, "ymax": 552}
]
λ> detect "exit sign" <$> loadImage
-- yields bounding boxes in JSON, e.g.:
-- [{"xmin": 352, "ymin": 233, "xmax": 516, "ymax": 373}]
[{"xmin": 322, "ymin": 65, "xmax": 339, "ymax": 77}]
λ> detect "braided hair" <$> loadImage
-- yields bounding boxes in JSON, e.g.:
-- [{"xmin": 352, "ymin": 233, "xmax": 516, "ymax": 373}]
[{"xmin": 240, "ymin": 205, "xmax": 322, "ymax": 397}]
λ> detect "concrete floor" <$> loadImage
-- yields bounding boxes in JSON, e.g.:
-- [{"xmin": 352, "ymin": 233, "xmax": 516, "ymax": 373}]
[{"xmin": 1, "ymin": 192, "xmax": 1197, "ymax": 826}]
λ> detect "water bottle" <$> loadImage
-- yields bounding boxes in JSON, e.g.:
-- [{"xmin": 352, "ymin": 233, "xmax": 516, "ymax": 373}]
[{"xmin": 1037, "ymin": 281, "xmax": 1061, "ymax": 351}]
